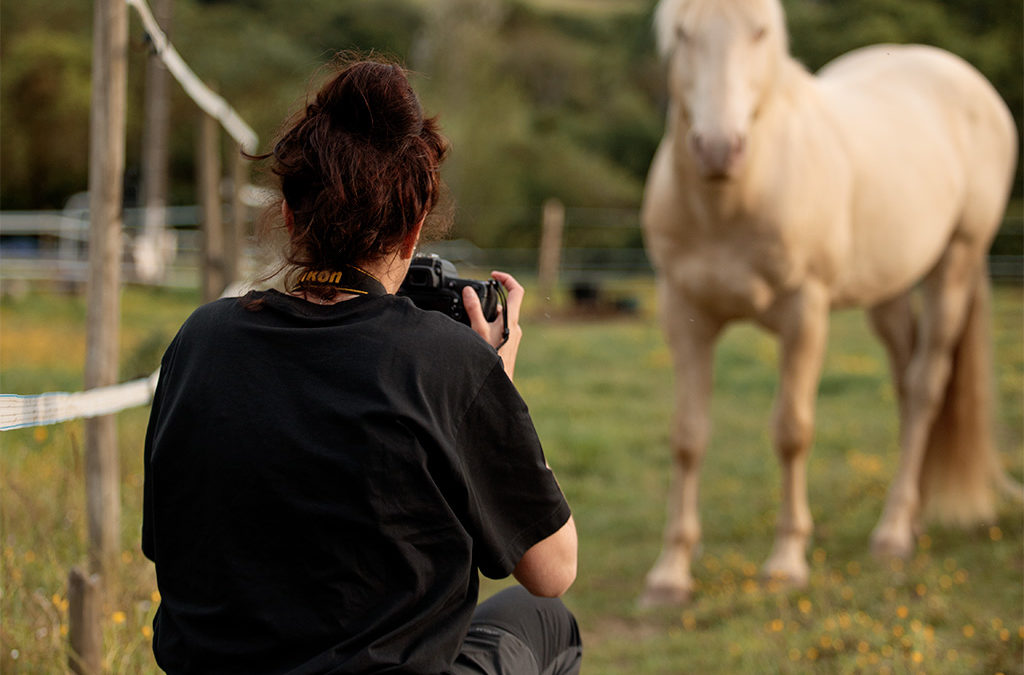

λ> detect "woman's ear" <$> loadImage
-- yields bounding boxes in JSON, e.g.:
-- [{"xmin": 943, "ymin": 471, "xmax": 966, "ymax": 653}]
[
  {"xmin": 399, "ymin": 218, "xmax": 425, "ymax": 260},
  {"xmin": 281, "ymin": 201, "xmax": 295, "ymax": 235}
]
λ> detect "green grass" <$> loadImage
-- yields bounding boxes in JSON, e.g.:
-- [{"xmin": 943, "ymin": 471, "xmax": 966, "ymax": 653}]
[{"xmin": 1, "ymin": 282, "xmax": 1021, "ymax": 673}]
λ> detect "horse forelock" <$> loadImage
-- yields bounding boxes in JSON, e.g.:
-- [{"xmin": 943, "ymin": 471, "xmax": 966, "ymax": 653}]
[{"xmin": 654, "ymin": 0, "xmax": 788, "ymax": 59}]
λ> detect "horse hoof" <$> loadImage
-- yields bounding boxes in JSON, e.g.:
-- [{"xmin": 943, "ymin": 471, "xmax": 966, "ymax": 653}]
[
  {"xmin": 870, "ymin": 531, "xmax": 914, "ymax": 560},
  {"xmin": 761, "ymin": 543, "xmax": 809, "ymax": 588},
  {"xmin": 638, "ymin": 584, "xmax": 693, "ymax": 608}
]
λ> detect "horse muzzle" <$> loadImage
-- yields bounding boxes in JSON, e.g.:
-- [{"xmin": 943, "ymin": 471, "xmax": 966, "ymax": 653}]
[{"xmin": 689, "ymin": 131, "xmax": 747, "ymax": 180}]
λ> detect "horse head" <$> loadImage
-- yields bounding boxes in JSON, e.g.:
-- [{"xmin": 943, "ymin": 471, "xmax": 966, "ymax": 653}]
[{"xmin": 655, "ymin": 0, "xmax": 788, "ymax": 179}]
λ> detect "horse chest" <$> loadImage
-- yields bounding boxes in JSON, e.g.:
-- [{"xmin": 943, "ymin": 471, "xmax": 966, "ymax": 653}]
[
  {"xmin": 659, "ymin": 228, "xmax": 798, "ymax": 319},
  {"xmin": 643, "ymin": 133, "xmax": 841, "ymax": 320}
]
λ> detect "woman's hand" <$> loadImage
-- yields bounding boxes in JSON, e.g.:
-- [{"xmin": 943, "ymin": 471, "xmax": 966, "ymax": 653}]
[{"xmin": 463, "ymin": 271, "xmax": 524, "ymax": 381}]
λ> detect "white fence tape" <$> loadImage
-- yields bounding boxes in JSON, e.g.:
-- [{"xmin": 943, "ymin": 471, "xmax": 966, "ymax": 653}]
[
  {"xmin": 125, "ymin": 0, "xmax": 258, "ymax": 153},
  {"xmin": 0, "ymin": 272, "xmax": 281, "ymax": 433},
  {"xmin": 0, "ymin": 0, "xmax": 264, "ymax": 432},
  {"xmin": 0, "ymin": 370, "xmax": 160, "ymax": 431}
]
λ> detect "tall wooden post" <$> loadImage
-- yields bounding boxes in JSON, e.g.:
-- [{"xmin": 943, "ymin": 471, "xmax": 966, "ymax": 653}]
[
  {"xmin": 198, "ymin": 110, "xmax": 225, "ymax": 302},
  {"xmin": 138, "ymin": 0, "xmax": 174, "ymax": 283},
  {"xmin": 85, "ymin": 0, "xmax": 127, "ymax": 580},
  {"xmin": 537, "ymin": 198, "xmax": 565, "ymax": 300}
]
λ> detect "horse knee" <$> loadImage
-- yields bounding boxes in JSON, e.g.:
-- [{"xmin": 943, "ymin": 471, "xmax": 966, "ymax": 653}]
[
  {"xmin": 774, "ymin": 407, "xmax": 813, "ymax": 461},
  {"xmin": 671, "ymin": 416, "xmax": 709, "ymax": 469},
  {"xmin": 670, "ymin": 439, "xmax": 705, "ymax": 470}
]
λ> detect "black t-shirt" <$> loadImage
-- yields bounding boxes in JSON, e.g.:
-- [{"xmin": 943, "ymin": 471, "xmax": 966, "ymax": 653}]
[{"xmin": 142, "ymin": 290, "xmax": 570, "ymax": 674}]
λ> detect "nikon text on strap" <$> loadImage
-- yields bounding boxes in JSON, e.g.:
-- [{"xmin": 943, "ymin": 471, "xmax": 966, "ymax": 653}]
[{"xmin": 293, "ymin": 266, "xmax": 387, "ymax": 297}]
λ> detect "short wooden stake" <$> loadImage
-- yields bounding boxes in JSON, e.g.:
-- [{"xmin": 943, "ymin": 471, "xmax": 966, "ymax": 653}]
[{"xmin": 68, "ymin": 567, "xmax": 102, "ymax": 675}]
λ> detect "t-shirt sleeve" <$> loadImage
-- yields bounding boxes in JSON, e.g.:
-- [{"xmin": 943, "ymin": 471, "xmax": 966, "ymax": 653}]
[
  {"xmin": 455, "ymin": 361, "xmax": 571, "ymax": 580},
  {"xmin": 141, "ymin": 333, "xmax": 181, "ymax": 562},
  {"xmin": 142, "ymin": 355, "xmax": 167, "ymax": 562}
]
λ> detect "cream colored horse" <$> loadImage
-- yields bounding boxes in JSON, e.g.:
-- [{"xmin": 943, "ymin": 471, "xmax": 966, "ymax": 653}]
[{"xmin": 641, "ymin": 0, "xmax": 1019, "ymax": 605}]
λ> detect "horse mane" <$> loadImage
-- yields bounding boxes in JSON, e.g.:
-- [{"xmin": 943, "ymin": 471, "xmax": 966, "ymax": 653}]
[{"xmin": 654, "ymin": 0, "xmax": 790, "ymax": 59}]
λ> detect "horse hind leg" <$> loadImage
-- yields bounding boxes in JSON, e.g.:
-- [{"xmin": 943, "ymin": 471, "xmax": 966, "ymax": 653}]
[
  {"xmin": 871, "ymin": 242, "xmax": 1000, "ymax": 559},
  {"xmin": 918, "ymin": 264, "xmax": 1024, "ymax": 521},
  {"xmin": 867, "ymin": 292, "xmax": 918, "ymax": 425}
]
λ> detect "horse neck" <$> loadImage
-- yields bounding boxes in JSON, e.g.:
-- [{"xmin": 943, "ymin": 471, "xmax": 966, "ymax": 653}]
[{"xmin": 768, "ymin": 57, "xmax": 816, "ymax": 112}]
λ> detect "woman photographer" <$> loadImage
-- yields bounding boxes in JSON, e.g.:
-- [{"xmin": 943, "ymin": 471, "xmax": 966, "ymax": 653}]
[{"xmin": 142, "ymin": 56, "xmax": 580, "ymax": 674}]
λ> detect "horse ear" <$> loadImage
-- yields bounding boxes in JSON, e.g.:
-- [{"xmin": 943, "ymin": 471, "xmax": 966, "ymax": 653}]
[{"xmin": 654, "ymin": 0, "xmax": 685, "ymax": 59}]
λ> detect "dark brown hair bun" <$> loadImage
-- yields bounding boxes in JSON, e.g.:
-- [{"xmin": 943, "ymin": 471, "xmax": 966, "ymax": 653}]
[
  {"xmin": 257, "ymin": 54, "xmax": 449, "ymax": 286},
  {"xmin": 321, "ymin": 62, "xmax": 424, "ymax": 145}
]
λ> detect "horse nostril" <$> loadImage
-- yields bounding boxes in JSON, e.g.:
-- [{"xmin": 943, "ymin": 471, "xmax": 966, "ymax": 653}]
[
  {"xmin": 690, "ymin": 132, "xmax": 705, "ymax": 155},
  {"xmin": 734, "ymin": 135, "xmax": 747, "ymax": 155},
  {"xmin": 688, "ymin": 131, "xmax": 747, "ymax": 178}
]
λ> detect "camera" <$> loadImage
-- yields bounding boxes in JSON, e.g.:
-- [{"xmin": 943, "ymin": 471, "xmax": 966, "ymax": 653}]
[{"xmin": 399, "ymin": 255, "xmax": 501, "ymax": 326}]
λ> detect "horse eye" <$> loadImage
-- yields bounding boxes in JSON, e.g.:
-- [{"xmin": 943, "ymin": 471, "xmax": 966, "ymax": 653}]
[
  {"xmin": 675, "ymin": 24, "xmax": 688, "ymax": 42},
  {"xmin": 752, "ymin": 26, "xmax": 767, "ymax": 42}
]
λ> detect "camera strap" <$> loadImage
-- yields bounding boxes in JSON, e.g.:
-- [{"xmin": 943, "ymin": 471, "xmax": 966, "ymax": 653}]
[
  {"xmin": 295, "ymin": 263, "xmax": 512, "ymax": 348},
  {"xmin": 495, "ymin": 283, "xmax": 510, "ymax": 348},
  {"xmin": 292, "ymin": 265, "xmax": 387, "ymax": 297}
]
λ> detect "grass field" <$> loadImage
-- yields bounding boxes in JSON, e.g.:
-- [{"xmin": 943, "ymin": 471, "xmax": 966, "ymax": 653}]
[{"xmin": 1, "ymin": 280, "xmax": 1021, "ymax": 674}]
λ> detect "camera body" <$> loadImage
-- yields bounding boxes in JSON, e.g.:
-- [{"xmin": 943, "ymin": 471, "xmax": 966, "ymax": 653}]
[{"xmin": 399, "ymin": 255, "xmax": 499, "ymax": 325}]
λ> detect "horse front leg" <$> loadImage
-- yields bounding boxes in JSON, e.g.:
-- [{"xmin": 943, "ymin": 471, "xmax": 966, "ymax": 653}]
[
  {"xmin": 641, "ymin": 290, "xmax": 720, "ymax": 606},
  {"xmin": 762, "ymin": 282, "xmax": 830, "ymax": 586}
]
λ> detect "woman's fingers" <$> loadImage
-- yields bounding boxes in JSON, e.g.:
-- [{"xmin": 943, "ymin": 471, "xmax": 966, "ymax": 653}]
[
  {"xmin": 462, "ymin": 286, "xmax": 491, "ymax": 342},
  {"xmin": 490, "ymin": 271, "xmax": 523, "ymax": 324},
  {"xmin": 461, "ymin": 272, "xmax": 523, "ymax": 380}
]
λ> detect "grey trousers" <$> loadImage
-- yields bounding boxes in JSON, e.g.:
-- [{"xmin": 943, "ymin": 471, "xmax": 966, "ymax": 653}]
[{"xmin": 451, "ymin": 586, "xmax": 583, "ymax": 675}]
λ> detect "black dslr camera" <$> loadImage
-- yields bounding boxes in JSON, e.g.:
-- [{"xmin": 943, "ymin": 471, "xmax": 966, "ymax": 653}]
[{"xmin": 399, "ymin": 255, "xmax": 501, "ymax": 326}]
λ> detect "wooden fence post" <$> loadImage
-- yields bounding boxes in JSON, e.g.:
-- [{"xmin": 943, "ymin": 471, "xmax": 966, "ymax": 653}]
[
  {"xmin": 227, "ymin": 144, "xmax": 248, "ymax": 287},
  {"xmin": 68, "ymin": 567, "xmax": 102, "ymax": 675},
  {"xmin": 537, "ymin": 198, "xmax": 565, "ymax": 300},
  {"xmin": 138, "ymin": 0, "xmax": 174, "ymax": 283},
  {"xmin": 198, "ymin": 109, "xmax": 225, "ymax": 302},
  {"xmin": 85, "ymin": 0, "xmax": 127, "ymax": 580}
]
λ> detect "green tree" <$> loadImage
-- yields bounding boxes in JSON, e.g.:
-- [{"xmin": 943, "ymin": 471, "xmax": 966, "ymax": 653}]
[
  {"xmin": 1, "ymin": 31, "xmax": 93, "ymax": 208},
  {"xmin": 2, "ymin": 0, "xmax": 1017, "ymax": 239}
]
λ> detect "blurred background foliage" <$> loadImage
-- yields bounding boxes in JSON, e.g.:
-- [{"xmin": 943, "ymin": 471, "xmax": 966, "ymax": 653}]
[{"xmin": 0, "ymin": 0, "xmax": 1020, "ymax": 248}]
